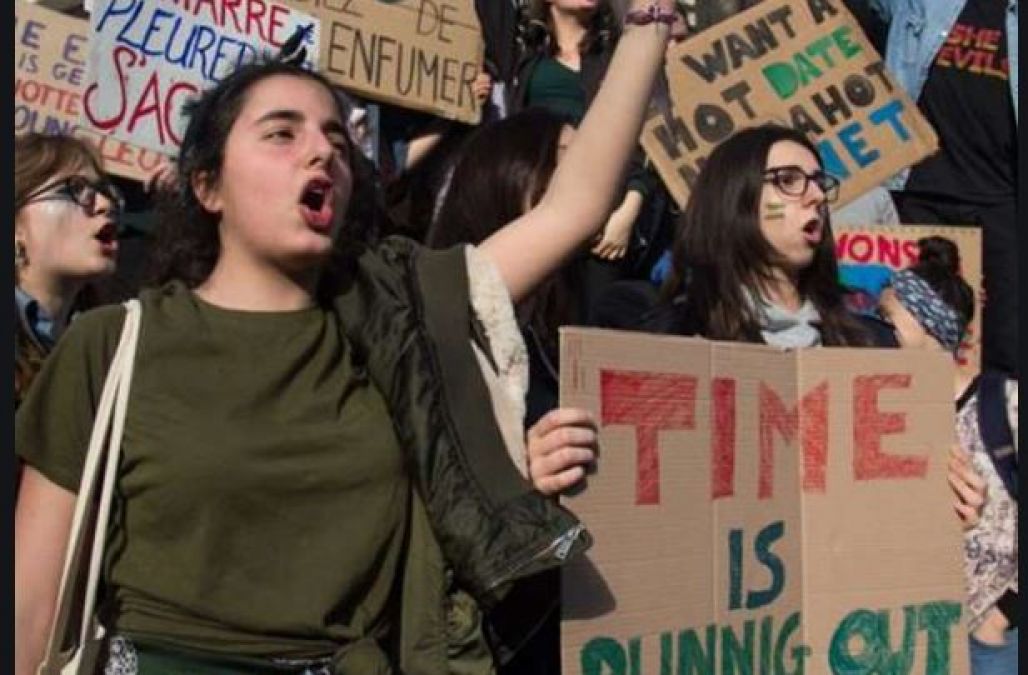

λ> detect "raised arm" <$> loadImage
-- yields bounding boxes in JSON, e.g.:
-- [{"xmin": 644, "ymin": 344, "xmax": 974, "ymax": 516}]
[{"xmin": 479, "ymin": 1, "xmax": 678, "ymax": 303}]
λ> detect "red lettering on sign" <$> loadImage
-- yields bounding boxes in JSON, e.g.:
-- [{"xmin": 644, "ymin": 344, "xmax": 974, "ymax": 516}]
[
  {"xmin": 601, "ymin": 370, "xmax": 697, "ymax": 505},
  {"xmin": 222, "ymin": 0, "xmax": 245, "ymax": 33},
  {"xmin": 83, "ymin": 45, "xmax": 133, "ymax": 131},
  {"xmin": 165, "ymin": 81, "xmax": 200, "ymax": 145},
  {"xmin": 757, "ymin": 381, "xmax": 829, "ymax": 499},
  {"xmin": 268, "ymin": 4, "xmax": 288, "ymax": 46},
  {"xmin": 877, "ymin": 236, "xmax": 901, "ymax": 267},
  {"xmin": 800, "ymin": 383, "xmax": 829, "ymax": 493},
  {"xmin": 848, "ymin": 234, "xmax": 873, "ymax": 263},
  {"xmin": 711, "ymin": 377, "xmax": 736, "ymax": 499},
  {"xmin": 192, "ymin": 0, "xmax": 220, "ymax": 26},
  {"xmin": 127, "ymin": 71, "xmax": 168, "ymax": 145},
  {"xmin": 246, "ymin": 0, "xmax": 269, "ymax": 42},
  {"xmin": 853, "ymin": 374, "xmax": 928, "ymax": 480},
  {"xmin": 902, "ymin": 240, "xmax": 919, "ymax": 266}
]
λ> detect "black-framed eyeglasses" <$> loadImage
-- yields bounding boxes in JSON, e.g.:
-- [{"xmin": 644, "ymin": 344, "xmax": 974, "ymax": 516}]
[
  {"xmin": 763, "ymin": 165, "xmax": 840, "ymax": 203},
  {"xmin": 16, "ymin": 175, "xmax": 125, "ymax": 218}
]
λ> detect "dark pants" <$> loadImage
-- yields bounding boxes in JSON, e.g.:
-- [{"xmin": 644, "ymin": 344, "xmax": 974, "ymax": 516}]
[{"xmin": 893, "ymin": 193, "xmax": 1018, "ymax": 377}]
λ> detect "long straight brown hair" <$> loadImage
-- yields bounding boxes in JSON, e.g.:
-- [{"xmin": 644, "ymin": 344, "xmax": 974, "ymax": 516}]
[{"xmin": 660, "ymin": 124, "xmax": 872, "ymax": 346}]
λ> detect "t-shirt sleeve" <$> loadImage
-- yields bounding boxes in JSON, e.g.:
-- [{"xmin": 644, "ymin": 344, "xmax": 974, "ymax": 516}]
[{"xmin": 15, "ymin": 305, "xmax": 127, "ymax": 492}]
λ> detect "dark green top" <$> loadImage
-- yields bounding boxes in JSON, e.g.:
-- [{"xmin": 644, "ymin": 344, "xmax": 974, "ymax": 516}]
[
  {"xmin": 16, "ymin": 281, "xmax": 409, "ymax": 660},
  {"xmin": 524, "ymin": 57, "xmax": 586, "ymax": 124}
]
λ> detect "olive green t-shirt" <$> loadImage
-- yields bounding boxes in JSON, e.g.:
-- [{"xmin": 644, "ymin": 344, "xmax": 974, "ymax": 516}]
[{"xmin": 16, "ymin": 282, "xmax": 409, "ymax": 659}]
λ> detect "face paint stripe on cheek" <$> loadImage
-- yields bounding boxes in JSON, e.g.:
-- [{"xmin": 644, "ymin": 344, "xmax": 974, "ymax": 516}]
[{"xmin": 764, "ymin": 202, "xmax": 787, "ymax": 220}]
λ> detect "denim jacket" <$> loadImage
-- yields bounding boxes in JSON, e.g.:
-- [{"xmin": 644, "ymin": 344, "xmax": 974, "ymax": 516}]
[{"xmin": 866, "ymin": 0, "xmax": 1018, "ymax": 188}]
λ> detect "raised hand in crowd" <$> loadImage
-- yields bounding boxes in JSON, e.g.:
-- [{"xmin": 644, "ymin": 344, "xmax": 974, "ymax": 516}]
[
  {"xmin": 592, "ymin": 189, "xmax": 643, "ymax": 261},
  {"xmin": 472, "ymin": 69, "xmax": 493, "ymax": 104},
  {"xmin": 15, "ymin": 3, "xmax": 678, "ymax": 674}
]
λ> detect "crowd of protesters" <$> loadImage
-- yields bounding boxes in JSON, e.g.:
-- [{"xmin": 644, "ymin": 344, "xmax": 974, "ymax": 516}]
[{"xmin": 14, "ymin": 0, "xmax": 1017, "ymax": 673}]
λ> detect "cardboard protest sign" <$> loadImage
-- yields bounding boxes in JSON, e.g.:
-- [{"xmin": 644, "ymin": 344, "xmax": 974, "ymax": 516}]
[
  {"xmin": 834, "ymin": 224, "xmax": 982, "ymax": 372},
  {"xmin": 642, "ymin": 0, "xmax": 938, "ymax": 209},
  {"xmin": 15, "ymin": 0, "xmax": 164, "ymax": 182},
  {"xmin": 278, "ymin": 0, "xmax": 484, "ymax": 124},
  {"xmin": 559, "ymin": 328, "xmax": 969, "ymax": 674},
  {"xmin": 82, "ymin": 0, "xmax": 320, "ymax": 156}
]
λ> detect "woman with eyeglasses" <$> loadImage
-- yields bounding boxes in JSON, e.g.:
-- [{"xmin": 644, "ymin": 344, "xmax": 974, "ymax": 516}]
[
  {"xmin": 646, "ymin": 124, "xmax": 896, "ymax": 347},
  {"xmin": 15, "ymin": 3, "xmax": 683, "ymax": 671},
  {"xmin": 14, "ymin": 132, "xmax": 123, "ymax": 410}
]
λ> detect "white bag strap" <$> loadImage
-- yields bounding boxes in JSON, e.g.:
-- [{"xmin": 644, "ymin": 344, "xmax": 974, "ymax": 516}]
[{"xmin": 38, "ymin": 299, "xmax": 141, "ymax": 671}]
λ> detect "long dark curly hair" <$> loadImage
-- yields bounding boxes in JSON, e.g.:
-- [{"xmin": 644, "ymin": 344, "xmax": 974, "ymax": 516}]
[
  {"xmin": 660, "ymin": 124, "xmax": 872, "ymax": 346},
  {"xmin": 520, "ymin": 0, "xmax": 619, "ymax": 57},
  {"xmin": 145, "ymin": 59, "xmax": 385, "ymax": 302}
]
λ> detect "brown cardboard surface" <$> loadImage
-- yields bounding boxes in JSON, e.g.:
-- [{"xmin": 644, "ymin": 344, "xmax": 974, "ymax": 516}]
[
  {"xmin": 642, "ymin": 0, "xmax": 937, "ymax": 209},
  {"xmin": 559, "ymin": 327, "xmax": 968, "ymax": 674},
  {"xmin": 834, "ymin": 224, "xmax": 982, "ymax": 374},
  {"xmin": 279, "ymin": 0, "xmax": 484, "ymax": 123},
  {"xmin": 15, "ymin": 0, "xmax": 165, "ymax": 182}
]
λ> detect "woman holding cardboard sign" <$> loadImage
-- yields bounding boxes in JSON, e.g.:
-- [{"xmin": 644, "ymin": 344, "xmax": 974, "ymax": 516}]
[
  {"xmin": 648, "ymin": 123, "xmax": 895, "ymax": 347},
  {"xmin": 14, "ymin": 2, "xmax": 683, "ymax": 674},
  {"xmin": 877, "ymin": 236, "xmax": 1018, "ymax": 674}
]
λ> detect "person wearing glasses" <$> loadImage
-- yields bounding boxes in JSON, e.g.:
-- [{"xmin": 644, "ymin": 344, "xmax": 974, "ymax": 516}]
[
  {"xmin": 646, "ymin": 124, "xmax": 897, "ymax": 347},
  {"xmin": 14, "ymin": 132, "xmax": 123, "ymax": 410},
  {"xmin": 15, "ymin": 2, "xmax": 683, "ymax": 671}
]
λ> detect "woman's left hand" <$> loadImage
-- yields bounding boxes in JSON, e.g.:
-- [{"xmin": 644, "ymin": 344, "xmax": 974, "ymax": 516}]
[
  {"xmin": 592, "ymin": 190, "xmax": 643, "ymax": 260},
  {"xmin": 947, "ymin": 445, "xmax": 986, "ymax": 530},
  {"xmin": 527, "ymin": 408, "xmax": 598, "ymax": 496},
  {"xmin": 472, "ymin": 71, "xmax": 493, "ymax": 104}
]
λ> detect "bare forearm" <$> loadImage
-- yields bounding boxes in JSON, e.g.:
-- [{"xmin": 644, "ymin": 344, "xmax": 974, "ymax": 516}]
[
  {"xmin": 542, "ymin": 26, "xmax": 667, "ymax": 229},
  {"xmin": 482, "ymin": 15, "xmax": 671, "ymax": 302}
]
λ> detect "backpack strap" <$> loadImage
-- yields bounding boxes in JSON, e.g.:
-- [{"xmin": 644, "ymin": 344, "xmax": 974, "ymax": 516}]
[{"xmin": 977, "ymin": 370, "xmax": 1018, "ymax": 501}]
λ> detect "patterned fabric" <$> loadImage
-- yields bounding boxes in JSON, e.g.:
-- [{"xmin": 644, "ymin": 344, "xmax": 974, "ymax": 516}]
[
  {"xmin": 104, "ymin": 635, "xmax": 335, "ymax": 674},
  {"xmin": 105, "ymin": 636, "xmax": 139, "ymax": 675},
  {"xmin": 956, "ymin": 381, "xmax": 1019, "ymax": 633},
  {"xmin": 889, "ymin": 269, "xmax": 965, "ymax": 353}
]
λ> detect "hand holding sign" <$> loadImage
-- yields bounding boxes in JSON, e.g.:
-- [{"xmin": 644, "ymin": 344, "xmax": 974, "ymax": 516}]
[
  {"xmin": 527, "ymin": 408, "xmax": 598, "ymax": 496},
  {"xmin": 947, "ymin": 445, "xmax": 985, "ymax": 530},
  {"xmin": 558, "ymin": 329, "xmax": 970, "ymax": 674}
]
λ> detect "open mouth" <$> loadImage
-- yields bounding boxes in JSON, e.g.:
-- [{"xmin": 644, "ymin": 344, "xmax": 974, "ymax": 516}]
[
  {"xmin": 94, "ymin": 222, "xmax": 118, "ymax": 246},
  {"xmin": 801, "ymin": 216, "xmax": 823, "ymax": 244},
  {"xmin": 299, "ymin": 178, "xmax": 335, "ymax": 232}
]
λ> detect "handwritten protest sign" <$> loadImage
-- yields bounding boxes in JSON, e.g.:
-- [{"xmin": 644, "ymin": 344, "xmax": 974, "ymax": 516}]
[
  {"xmin": 278, "ymin": 0, "xmax": 484, "ymax": 124},
  {"xmin": 82, "ymin": 0, "xmax": 320, "ymax": 155},
  {"xmin": 834, "ymin": 224, "xmax": 983, "ymax": 373},
  {"xmin": 643, "ymin": 0, "xmax": 938, "ymax": 209},
  {"xmin": 560, "ymin": 328, "xmax": 969, "ymax": 674},
  {"xmin": 15, "ymin": 0, "xmax": 164, "ymax": 182}
]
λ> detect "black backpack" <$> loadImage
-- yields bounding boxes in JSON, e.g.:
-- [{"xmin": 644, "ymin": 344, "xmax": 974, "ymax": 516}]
[{"xmin": 976, "ymin": 371, "xmax": 1018, "ymax": 501}]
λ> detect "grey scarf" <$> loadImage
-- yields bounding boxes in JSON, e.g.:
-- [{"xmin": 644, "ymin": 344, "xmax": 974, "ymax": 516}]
[{"xmin": 748, "ymin": 290, "xmax": 822, "ymax": 349}]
